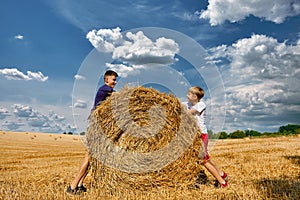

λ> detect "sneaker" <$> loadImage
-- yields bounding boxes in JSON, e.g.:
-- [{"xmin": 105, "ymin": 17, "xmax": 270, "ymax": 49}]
[
  {"xmin": 214, "ymin": 181, "xmax": 228, "ymax": 188},
  {"xmin": 77, "ymin": 185, "xmax": 87, "ymax": 192},
  {"xmin": 66, "ymin": 186, "xmax": 78, "ymax": 195},
  {"xmin": 221, "ymin": 172, "xmax": 228, "ymax": 181}
]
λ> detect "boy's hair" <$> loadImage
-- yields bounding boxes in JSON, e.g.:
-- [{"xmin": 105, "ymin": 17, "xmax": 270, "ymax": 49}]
[
  {"xmin": 104, "ymin": 70, "xmax": 118, "ymax": 80},
  {"xmin": 189, "ymin": 86, "xmax": 204, "ymax": 100}
]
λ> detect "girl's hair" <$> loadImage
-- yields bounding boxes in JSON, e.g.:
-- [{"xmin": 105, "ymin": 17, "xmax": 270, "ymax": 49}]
[{"xmin": 189, "ymin": 86, "xmax": 204, "ymax": 100}]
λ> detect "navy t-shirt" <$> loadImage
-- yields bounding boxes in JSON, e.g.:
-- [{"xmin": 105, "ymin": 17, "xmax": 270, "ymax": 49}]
[{"xmin": 93, "ymin": 84, "xmax": 114, "ymax": 109}]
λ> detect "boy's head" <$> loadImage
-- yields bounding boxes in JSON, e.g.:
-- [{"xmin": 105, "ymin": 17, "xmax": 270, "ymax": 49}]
[
  {"xmin": 104, "ymin": 70, "xmax": 118, "ymax": 88},
  {"xmin": 188, "ymin": 86, "xmax": 204, "ymax": 101}
]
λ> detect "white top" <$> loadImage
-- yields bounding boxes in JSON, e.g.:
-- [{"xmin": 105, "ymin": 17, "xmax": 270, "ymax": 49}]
[{"xmin": 183, "ymin": 100, "xmax": 208, "ymax": 134}]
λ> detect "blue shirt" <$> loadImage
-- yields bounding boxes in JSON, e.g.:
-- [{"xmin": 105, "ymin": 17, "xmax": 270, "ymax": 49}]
[{"xmin": 93, "ymin": 84, "xmax": 114, "ymax": 109}]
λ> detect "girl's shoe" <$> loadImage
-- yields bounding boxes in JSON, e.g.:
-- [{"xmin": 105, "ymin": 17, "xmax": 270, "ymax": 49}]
[
  {"xmin": 221, "ymin": 172, "xmax": 228, "ymax": 181},
  {"xmin": 214, "ymin": 181, "xmax": 228, "ymax": 188}
]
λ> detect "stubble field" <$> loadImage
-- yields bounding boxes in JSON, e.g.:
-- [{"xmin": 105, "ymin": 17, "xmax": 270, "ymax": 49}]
[{"xmin": 0, "ymin": 131, "xmax": 299, "ymax": 200}]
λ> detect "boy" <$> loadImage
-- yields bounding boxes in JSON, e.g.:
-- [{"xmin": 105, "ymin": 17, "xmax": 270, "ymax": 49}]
[
  {"xmin": 184, "ymin": 86, "xmax": 228, "ymax": 188},
  {"xmin": 66, "ymin": 70, "xmax": 118, "ymax": 195}
]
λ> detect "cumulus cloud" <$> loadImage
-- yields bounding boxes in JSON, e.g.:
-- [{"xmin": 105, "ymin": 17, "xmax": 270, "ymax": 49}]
[
  {"xmin": 199, "ymin": 0, "xmax": 300, "ymax": 26},
  {"xmin": 13, "ymin": 104, "xmax": 37, "ymax": 117},
  {"xmin": 49, "ymin": 111, "xmax": 65, "ymax": 122},
  {"xmin": 8, "ymin": 104, "xmax": 74, "ymax": 133},
  {"xmin": 0, "ymin": 107, "xmax": 10, "ymax": 119},
  {"xmin": 14, "ymin": 34, "xmax": 24, "ymax": 40},
  {"xmin": 105, "ymin": 63, "xmax": 140, "ymax": 78},
  {"xmin": 74, "ymin": 74, "xmax": 86, "ymax": 80},
  {"xmin": 2, "ymin": 121, "xmax": 25, "ymax": 130},
  {"xmin": 0, "ymin": 68, "xmax": 48, "ymax": 81},
  {"xmin": 74, "ymin": 99, "xmax": 88, "ymax": 109},
  {"xmin": 113, "ymin": 32, "xmax": 179, "ymax": 66},
  {"xmin": 208, "ymin": 34, "xmax": 300, "ymax": 131},
  {"xmin": 13, "ymin": 104, "xmax": 49, "ymax": 128},
  {"xmin": 86, "ymin": 27, "xmax": 124, "ymax": 52},
  {"xmin": 86, "ymin": 27, "xmax": 179, "ymax": 77}
]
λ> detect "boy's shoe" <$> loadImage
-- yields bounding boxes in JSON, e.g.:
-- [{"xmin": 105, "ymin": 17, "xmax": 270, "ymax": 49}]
[
  {"xmin": 195, "ymin": 170, "xmax": 209, "ymax": 185},
  {"xmin": 214, "ymin": 180, "xmax": 228, "ymax": 188},
  {"xmin": 221, "ymin": 172, "xmax": 228, "ymax": 181},
  {"xmin": 77, "ymin": 185, "xmax": 87, "ymax": 192},
  {"xmin": 66, "ymin": 186, "xmax": 78, "ymax": 195}
]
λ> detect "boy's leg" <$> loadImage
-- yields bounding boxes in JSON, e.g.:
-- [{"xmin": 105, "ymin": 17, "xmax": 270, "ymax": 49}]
[
  {"xmin": 78, "ymin": 165, "xmax": 89, "ymax": 186},
  {"xmin": 71, "ymin": 152, "xmax": 90, "ymax": 189}
]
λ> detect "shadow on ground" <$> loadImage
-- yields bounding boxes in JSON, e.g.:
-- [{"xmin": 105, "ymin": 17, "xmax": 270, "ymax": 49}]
[
  {"xmin": 255, "ymin": 155, "xmax": 300, "ymax": 200},
  {"xmin": 284, "ymin": 155, "xmax": 300, "ymax": 165},
  {"xmin": 257, "ymin": 179, "xmax": 300, "ymax": 200}
]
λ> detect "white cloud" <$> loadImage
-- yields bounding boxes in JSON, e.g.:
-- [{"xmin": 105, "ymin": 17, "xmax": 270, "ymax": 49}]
[
  {"xmin": 2, "ymin": 121, "xmax": 25, "ymax": 130},
  {"xmin": 14, "ymin": 34, "xmax": 24, "ymax": 40},
  {"xmin": 86, "ymin": 27, "xmax": 124, "ymax": 52},
  {"xmin": 13, "ymin": 104, "xmax": 37, "ymax": 117},
  {"xmin": 86, "ymin": 27, "xmax": 179, "ymax": 77},
  {"xmin": 27, "ymin": 71, "xmax": 48, "ymax": 81},
  {"xmin": 74, "ymin": 99, "xmax": 88, "ymax": 109},
  {"xmin": 74, "ymin": 74, "xmax": 86, "ymax": 80},
  {"xmin": 174, "ymin": 11, "xmax": 199, "ymax": 21},
  {"xmin": 105, "ymin": 63, "xmax": 140, "ymax": 78},
  {"xmin": 7, "ymin": 104, "xmax": 74, "ymax": 133},
  {"xmin": 228, "ymin": 35, "xmax": 300, "ymax": 81},
  {"xmin": 0, "ymin": 68, "xmax": 48, "ymax": 82},
  {"xmin": 200, "ymin": 0, "xmax": 300, "ymax": 26},
  {"xmin": 27, "ymin": 116, "xmax": 49, "ymax": 127},
  {"xmin": 208, "ymin": 34, "xmax": 300, "ymax": 132},
  {"xmin": 113, "ymin": 31, "xmax": 179, "ymax": 66},
  {"xmin": 49, "ymin": 111, "xmax": 65, "ymax": 122},
  {"xmin": 0, "ymin": 107, "xmax": 10, "ymax": 119}
]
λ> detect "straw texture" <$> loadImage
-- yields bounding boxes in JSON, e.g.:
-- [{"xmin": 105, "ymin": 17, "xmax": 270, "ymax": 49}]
[{"xmin": 85, "ymin": 86, "xmax": 204, "ymax": 191}]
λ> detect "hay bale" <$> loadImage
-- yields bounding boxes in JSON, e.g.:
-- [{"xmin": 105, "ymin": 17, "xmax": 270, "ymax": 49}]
[{"xmin": 85, "ymin": 86, "xmax": 204, "ymax": 191}]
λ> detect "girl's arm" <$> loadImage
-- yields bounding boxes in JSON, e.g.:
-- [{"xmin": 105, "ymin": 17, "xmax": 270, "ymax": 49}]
[{"xmin": 187, "ymin": 108, "xmax": 198, "ymax": 115}]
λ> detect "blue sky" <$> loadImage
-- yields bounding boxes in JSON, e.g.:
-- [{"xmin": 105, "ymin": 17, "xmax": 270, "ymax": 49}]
[{"xmin": 0, "ymin": 0, "xmax": 299, "ymax": 134}]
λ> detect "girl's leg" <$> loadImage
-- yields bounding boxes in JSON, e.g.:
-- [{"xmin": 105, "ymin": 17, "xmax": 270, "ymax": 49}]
[
  {"xmin": 209, "ymin": 158, "xmax": 223, "ymax": 176},
  {"xmin": 203, "ymin": 161, "xmax": 225, "ymax": 184}
]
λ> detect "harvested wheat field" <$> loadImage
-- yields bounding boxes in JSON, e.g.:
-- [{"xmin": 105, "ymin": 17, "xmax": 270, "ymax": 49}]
[{"xmin": 0, "ymin": 130, "xmax": 299, "ymax": 200}]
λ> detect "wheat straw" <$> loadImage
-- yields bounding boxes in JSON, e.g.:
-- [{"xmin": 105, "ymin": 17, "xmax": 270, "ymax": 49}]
[{"xmin": 85, "ymin": 86, "xmax": 204, "ymax": 191}]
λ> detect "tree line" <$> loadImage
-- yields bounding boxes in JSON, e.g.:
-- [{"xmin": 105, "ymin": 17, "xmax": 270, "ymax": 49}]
[
  {"xmin": 63, "ymin": 124, "xmax": 300, "ymax": 139},
  {"xmin": 209, "ymin": 124, "xmax": 300, "ymax": 139}
]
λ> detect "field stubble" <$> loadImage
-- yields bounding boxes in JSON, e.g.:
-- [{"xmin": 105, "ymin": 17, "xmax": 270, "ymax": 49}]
[{"xmin": 0, "ymin": 131, "xmax": 299, "ymax": 200}]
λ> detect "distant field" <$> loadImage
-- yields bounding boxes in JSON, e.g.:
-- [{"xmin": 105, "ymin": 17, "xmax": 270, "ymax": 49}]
[{"xmin": 0, "ymin": 131, "xmax": 299, "ymax": 200}]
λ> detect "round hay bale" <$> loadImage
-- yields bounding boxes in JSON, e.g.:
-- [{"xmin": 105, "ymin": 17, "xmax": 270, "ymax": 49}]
[{"xmin": 85, "ymin": 86, "xmax": 204, "ymax": 191}]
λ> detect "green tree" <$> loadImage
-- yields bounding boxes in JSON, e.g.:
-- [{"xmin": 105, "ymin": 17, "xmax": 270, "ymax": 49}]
[
  {"xmin": 80, "ymin": 132, "xmax": 86, "ymax": 136},
  {"xmin": 245, "ymin": 129, "xmax": 261, "ymax": 137},
  {"xmin": 218, "ymin": 131, "xmax": 228, "ymax": 139},
  {"xmin": 229, "ymin": 130, "xmax": 246, "ymax": 139},
  {"xmin": 208, "ymin": 130, "xmax": 219, "ymax": 139},
  {"xmin": 279, "ymin": 124, "xmax": 300, "ymax": 134}
]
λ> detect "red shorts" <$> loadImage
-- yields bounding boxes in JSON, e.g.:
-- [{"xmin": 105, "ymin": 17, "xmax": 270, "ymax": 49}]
[{"xmin": 201, "ymin": 133, "xmax": 210, "ymax": 162}]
